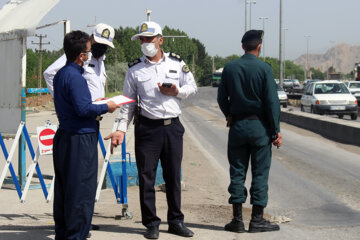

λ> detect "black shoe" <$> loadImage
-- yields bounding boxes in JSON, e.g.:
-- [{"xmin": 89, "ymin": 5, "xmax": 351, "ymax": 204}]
[
  {"xmin": 224, "ymin": 218, "xmax": 245, "ymax": 233},
  {"xmin": 86, "ymin": 232, "xmax": 91, "ymax": 238},
  {"xmin": 168, "ymin": 222, "xmax": 194, "ymax": 237},
  {"xmin": 248, "ymin": 218, "xmax": 280, "ymax": 233},
  {"xmin": 144, "ymin": 226, "xmax": 159, "ymax": 239},
  {"xmin": 91, "ymin": 224, "xmax": 100, "ymax": 230}
]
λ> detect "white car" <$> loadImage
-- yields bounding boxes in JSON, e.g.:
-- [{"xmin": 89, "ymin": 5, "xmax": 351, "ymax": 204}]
[
  {"xmin": 345, "ymin": 81, "xmax": 360, "ymax": 106},
  {"xmin": 277, "ymin": 84, "xmax": 288, "ymax": 108},
  {"xmin": 300, "ymin": 80, "xmax": 358, "ymax": 120}
]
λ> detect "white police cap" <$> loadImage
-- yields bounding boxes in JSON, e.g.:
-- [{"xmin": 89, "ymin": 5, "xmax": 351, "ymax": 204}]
[
  {"xmin": 93, "ymin": 23, "xmax": 115, "ymax": 48},
  {"xmin": 131, "ymin": 21, "xmax": 162, "ymax": 41}
]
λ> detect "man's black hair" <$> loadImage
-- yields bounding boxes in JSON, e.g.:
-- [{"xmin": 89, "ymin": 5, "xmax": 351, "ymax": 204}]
[
  {"xmin": 63, "ymin": 31, "xmax": 90, "ymax": 62},
  {"xmin": 242, "ymin": 30, "xmax": 263, "ymax": 52}
]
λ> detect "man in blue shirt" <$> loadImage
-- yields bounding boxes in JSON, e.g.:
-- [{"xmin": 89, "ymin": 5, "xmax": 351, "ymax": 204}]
[{"xmin": 53, "ymin": 30, "xmax": 119, "ymax": 240}]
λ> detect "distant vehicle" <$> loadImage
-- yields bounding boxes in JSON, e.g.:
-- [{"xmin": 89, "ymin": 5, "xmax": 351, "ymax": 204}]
[
  {"xmin": 300, "ymin": 80, "xmax": 358, "ymax": 120},
  {"xmin": 304, "ymin": 79, "xmax": 322, "ymax": 88},
  {"xmin": 283, "ymin": 79, "xmax": 304, "ymax": 93},
  {"xmin": 345, "ymin": 81, "xmax": 360, "ymax": 106},
  {"xmin": 212, "ymin": 68, "xmax": 223, "ymax": 87},
  {"xmin": 277, "ymin": 84, "xmax": 288, "ymax": 108}
]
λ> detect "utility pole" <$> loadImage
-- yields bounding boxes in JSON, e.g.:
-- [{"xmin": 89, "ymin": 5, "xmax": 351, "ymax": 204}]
[
  {"xmin": 146, "ymin": 9, "xmax": 152, "ymax": 21},
  {"xmin": 279, "ymin": 0, "xmax": 284, "ymax": 86},
  {"xmin": 329, "ymin": 40, "xmax": 336, "ymax": 69},
  {"xmin": 259, "ymin": 17, "xmax": 268, "ymax": 61},
  {"xmin": 192, "ymin": 54, "xmax": 196, "ymax": 76},
  {"xmin": 212, "ymin": 56, "xmax": 215, "ymax": 72},
  {"xmin": 283, "ymin": 28, "xmax": 288, "ymax": 79},
  {"xmin": 304, "ymin": 35, "xmax": 311, "ymax": 79},
  {"xmin": 248, "ymin": 0, "xmax": 256, "ymax": 30},
  {"xmin": 245, "ymin": 0, "xmax": 248, "ymax": 32},
  {"xmin": 32, "ymin": 34, "xmax": 50, "ymax": 93}
]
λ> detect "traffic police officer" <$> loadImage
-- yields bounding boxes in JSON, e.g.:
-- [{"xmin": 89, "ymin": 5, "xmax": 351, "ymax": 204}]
[
  {"xmin": 217, "ymin": 30, "xmax": 282, "ymax": 233},
  {"xmin": 105, "ymin": 21, "xmax": 197, "ymax": 239},
  {"xmin": 44, "ymin": 23, "xmax": 115, "ymax": 101},
  {"xmin": 52, "ymin": 30, "xmax": 119, "ymax": 240}
]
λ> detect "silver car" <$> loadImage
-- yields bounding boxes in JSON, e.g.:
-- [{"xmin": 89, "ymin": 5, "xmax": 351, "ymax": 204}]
[
  {"xmin": 345, "ymin": 81, "xmax": 360, "ymax": 106},
  {"xmin": 301, "ymin": 80, "xmax": 358, "ymax": 120},
  {"xmin": 277, "ymin": 84, "xmax": 288, "ymax": 108}
]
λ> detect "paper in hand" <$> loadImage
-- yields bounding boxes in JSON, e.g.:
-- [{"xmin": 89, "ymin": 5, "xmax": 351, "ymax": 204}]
[{"xmin": 93, "ymin": 95, "xmax": 135, "ymax": 105}]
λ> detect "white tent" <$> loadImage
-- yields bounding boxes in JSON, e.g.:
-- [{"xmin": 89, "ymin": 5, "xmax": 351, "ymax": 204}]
[{"xmin": 0, "ymin": 0, "xmax": 59, "ymax": 134}]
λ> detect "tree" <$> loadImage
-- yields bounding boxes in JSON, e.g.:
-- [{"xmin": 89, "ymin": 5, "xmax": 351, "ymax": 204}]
[
  {"xmin": 26, "ymin": 49, "xmax": 62, "ymax": 88},
  {"xmin": 310, "ymin": 67, "xmax": 325, "ymax": 80}
]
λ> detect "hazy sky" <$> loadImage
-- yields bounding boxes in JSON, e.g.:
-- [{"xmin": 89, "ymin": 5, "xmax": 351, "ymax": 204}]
[{"xmin": 1, "ymin": 0, "xmax": 359, "ymax": 60}]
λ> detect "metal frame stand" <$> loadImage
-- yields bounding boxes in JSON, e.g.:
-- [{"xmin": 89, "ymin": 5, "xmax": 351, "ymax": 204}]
[
  {"xmin": 95, "ymin": 119, "xmax": 132, "ymax": 219},
  {"xmin": 0, "ymin": 121, "xmax": 52, "ymax": 202}
]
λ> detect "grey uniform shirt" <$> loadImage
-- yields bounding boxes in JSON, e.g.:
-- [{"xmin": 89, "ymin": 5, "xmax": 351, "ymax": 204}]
[{"xmin": 117, "ymin": 52, "xmax": 197, "ymax": 132}]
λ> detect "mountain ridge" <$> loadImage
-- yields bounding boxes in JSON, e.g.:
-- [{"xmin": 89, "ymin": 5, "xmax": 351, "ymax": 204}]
[{"xmin": 293, "ymin": 43, "xmax": 360, "ymax": 74}]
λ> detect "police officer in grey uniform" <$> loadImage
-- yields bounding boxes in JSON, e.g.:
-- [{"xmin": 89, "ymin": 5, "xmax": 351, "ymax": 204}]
[
  {"xmin": 217, "ymin": 30, "xmax": 282, "ymax": 233},
  {"xmin": 105, "ymin": 21, "xmax": 197, "ymax": 239}
]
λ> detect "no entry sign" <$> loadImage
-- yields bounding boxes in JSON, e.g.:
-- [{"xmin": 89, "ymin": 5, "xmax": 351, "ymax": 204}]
[{"xmin": 37, "ymin": 125, "xmax": 57, "ymax": 155}]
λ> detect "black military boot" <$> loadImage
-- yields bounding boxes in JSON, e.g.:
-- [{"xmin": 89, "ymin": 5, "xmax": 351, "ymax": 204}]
[
  {"xmin": 248, "ymin": 205, "xmax": 280, "ymax": 233},
  {"xmin": 224, "ymin": 203, "xmax": 245, "ymax": 233}
]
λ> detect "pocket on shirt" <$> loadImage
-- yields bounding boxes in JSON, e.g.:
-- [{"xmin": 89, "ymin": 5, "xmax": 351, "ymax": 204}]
[
  {"xmin": 165, "ymin": 72, "xmax": 180, "ymax": 87},
  {"xmin": 137, "ymin": 74, "xmax": 156, "ymax": 97}
]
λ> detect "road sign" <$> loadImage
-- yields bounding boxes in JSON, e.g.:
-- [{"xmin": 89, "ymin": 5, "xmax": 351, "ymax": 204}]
[{"xmin": 37, "ymin": 125, "xmax": 57, "ymax": 155}]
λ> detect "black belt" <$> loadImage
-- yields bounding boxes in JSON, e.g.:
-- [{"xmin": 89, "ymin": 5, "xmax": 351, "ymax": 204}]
[
  {"xmin": 139, "ymin": 115, "xmax": 179, "ymax": 126},
  {"xmin": 232, "ymin": 114, "xmax": 259, "ymax": 121}
]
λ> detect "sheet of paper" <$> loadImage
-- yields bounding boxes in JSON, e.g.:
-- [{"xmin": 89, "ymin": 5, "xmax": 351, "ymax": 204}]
[{"xmin": 93, "ymin": 95, "xmax": 135, "ymax": 105}]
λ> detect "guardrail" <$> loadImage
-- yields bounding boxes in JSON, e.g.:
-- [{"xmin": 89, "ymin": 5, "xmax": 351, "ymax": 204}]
[{"xmin": 281, "ymin": 109, "xmax": 360, "ymax": 147}]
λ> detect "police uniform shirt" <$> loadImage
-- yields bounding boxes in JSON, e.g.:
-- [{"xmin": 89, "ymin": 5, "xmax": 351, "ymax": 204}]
[
  {"xmin": 117, "ymin": 52, "xmax": 197, "ymax": 132},
  {"xmin": 44, "ymin": 53, "xmax": 107, "ymax": 101}
]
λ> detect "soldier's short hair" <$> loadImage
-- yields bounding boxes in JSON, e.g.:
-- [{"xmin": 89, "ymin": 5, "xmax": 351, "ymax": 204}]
[{"xmin": 242, "ymin": 30, "xmax": 263, "ymax": 51}]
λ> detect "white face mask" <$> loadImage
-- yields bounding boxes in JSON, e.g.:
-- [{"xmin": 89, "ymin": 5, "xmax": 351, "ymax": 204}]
[{"xmin": 141, "ymin": 42, "xmax": 158, "ymax": 57}]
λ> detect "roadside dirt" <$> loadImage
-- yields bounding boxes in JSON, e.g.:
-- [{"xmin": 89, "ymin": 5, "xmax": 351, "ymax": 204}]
[{"xmin": 25, "ymin": 94, "xmax": 54, "ymax": 111}]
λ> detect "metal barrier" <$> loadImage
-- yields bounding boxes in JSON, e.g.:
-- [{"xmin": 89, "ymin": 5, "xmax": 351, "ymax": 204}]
[
  {"xmin": 0, "ymin": 122, "xmax": 51, "ymax": 202},
  {"xmin": 1, "ymin": 118, "xmax": 132, "ymax": 219},
  {"xmin": 96, "ymin": 119, "xmax": 132, "ymax": 219}
]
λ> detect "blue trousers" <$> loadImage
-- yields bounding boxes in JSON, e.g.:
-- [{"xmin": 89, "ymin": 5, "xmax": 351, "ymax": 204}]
[{"xmin": 53, "ymin": 129, "xmax": 98, "ymax": 240}]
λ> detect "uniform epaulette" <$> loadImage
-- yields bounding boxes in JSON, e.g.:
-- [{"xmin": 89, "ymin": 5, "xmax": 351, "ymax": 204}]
[
  {"xmin": 169, "ymin": 52, "xmax": 182, "ymax": 61},
  {"xmin": 128, "ymin": 58, "xmax": 141, "ymax": 68}
]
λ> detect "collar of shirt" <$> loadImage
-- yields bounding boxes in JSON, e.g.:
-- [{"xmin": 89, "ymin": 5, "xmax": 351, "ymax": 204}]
[
  {"xmin": 84, "ymin": 52, "xmax": 105, "ymax": 64},
  {"xmin": 242, "ymin": 53, "xmax": 257, "ymax": 59},
  {"xmin": 65, "ymin": 61, "xmax": 84, "ymax": 74}
]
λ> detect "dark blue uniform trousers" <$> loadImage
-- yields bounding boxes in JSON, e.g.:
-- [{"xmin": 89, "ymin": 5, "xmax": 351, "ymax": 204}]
[
  {"xmin": 53, "ymin": 129, "xmax": 98, "ymax": 240},
  {"xmin": 135, "ymin": 116, "xmax": 185, "ymax": 228},
  {"xmin": 227, "ymin": 119, "xmax": 272, "ymax": 207}
]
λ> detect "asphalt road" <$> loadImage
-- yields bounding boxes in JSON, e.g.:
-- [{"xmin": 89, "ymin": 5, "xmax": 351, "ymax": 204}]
[{"xmin": 180, "ymin": 87, "xmax": 360, "ymax": 240}]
